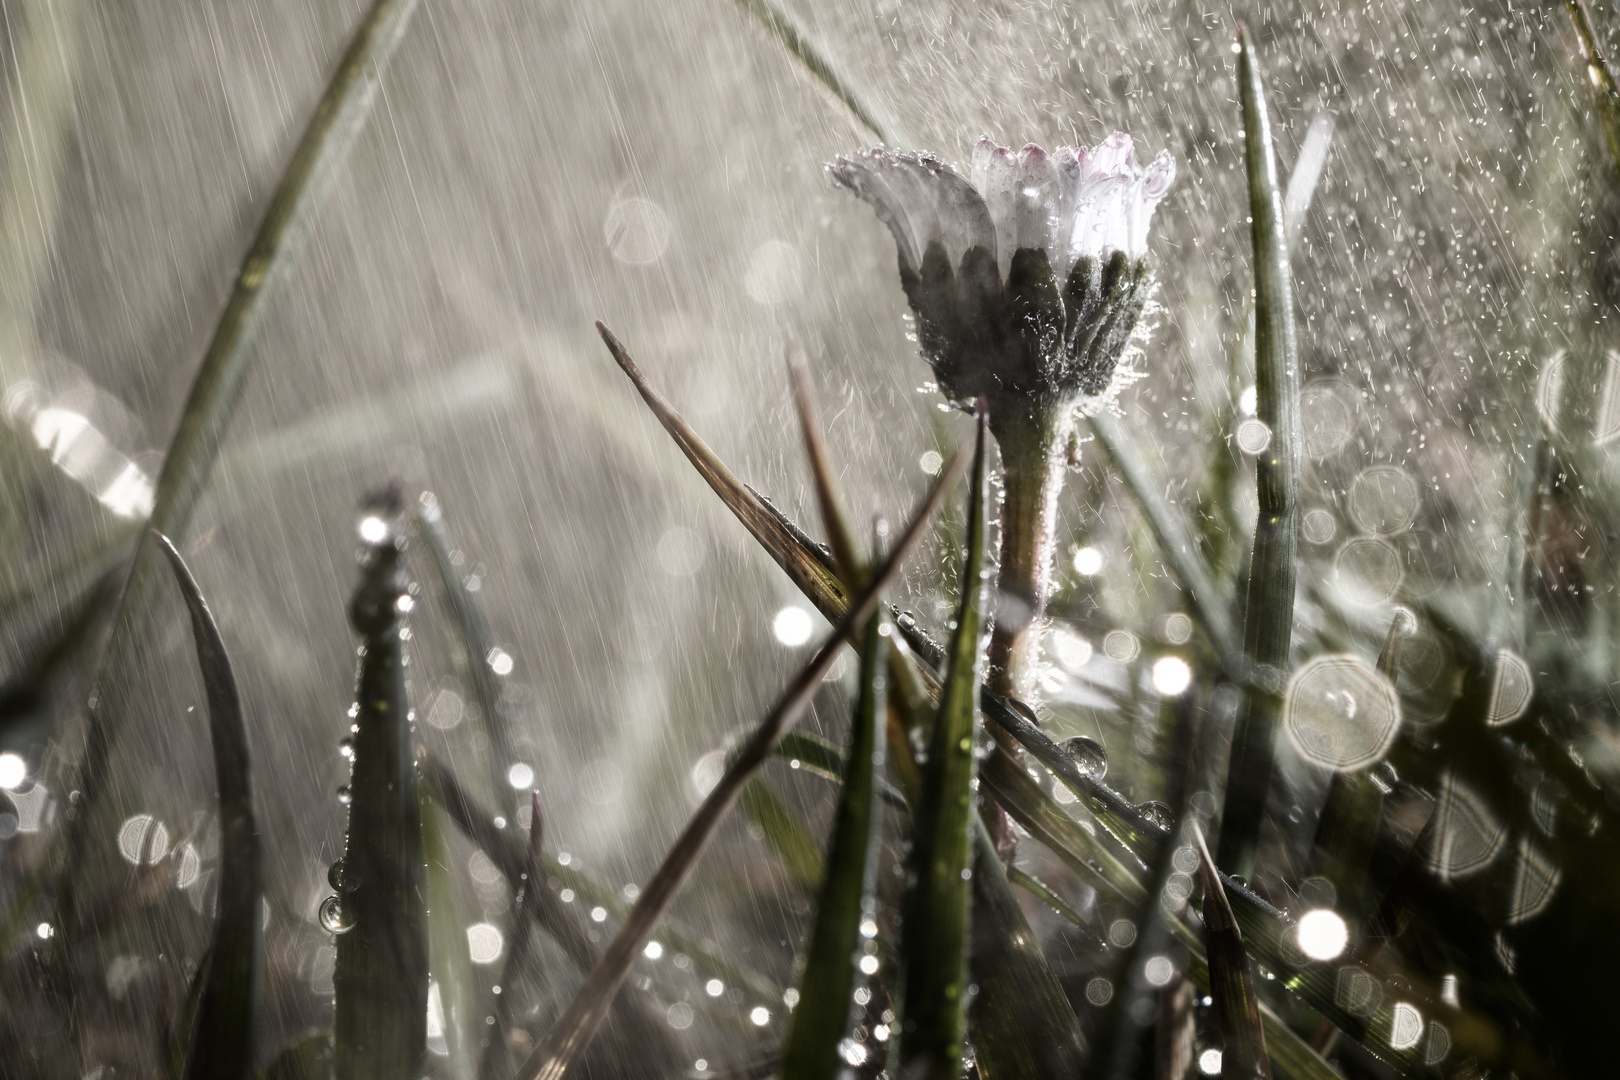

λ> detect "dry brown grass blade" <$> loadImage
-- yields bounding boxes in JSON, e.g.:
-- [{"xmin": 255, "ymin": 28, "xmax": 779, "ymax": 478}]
[
  {"xmin": 787, "ymin": 349, "xmax": 863, "ymax": 583},
  {"xmin": 598, "ymin": 321, "xmax": 850, "ymax": 618}
]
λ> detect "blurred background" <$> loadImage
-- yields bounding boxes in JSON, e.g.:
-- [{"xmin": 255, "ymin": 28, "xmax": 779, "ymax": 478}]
[{"xmin": 2, "ymin": 0, "xmax": 1616, "ymax": 1073}]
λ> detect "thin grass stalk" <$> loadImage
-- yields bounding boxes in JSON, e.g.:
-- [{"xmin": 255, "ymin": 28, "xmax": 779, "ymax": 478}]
[
  {"xmin": 54, "ymin": 0, "xmax": 419, "ymax": 965},
  {"xmin": 154, "ymin": 534, "xmax": 261, "ymax": 1080},
  {"xmin": 484, "ymin": 791, "xmax": 547, "ymax": 1080},
  {"xmin": 730, "ymin": 0, "xmax": 910, "ymax": 148},
  {"xmin": 781, "ymin": 612, "xmax": 887, "ymax": 1080},
  {"xmin": 517, "ymin": 458, "xmax": 958, "ymax": 1080},
  {"xmin": 788, "ymin": 353, "xmax": 863, "ymax": 582},
  {"xmin": 1566, "ymin": 0, "xmax": 1620, "ymax": 186},
  {"xmin": 898, "ymin": 409, "xmax": 987, "ymax": 1077},
  {"xmin": 1192, "ymin": 825, "xmax": 1270, "ymax": 1080},
  {"xmin": 416, "ymin": 491, "xmax": 520, "ymax": 800},
  {"xmin": 422, "ymin": 791, "xmax": 478, "ymax": 1080},
  {"xmin": 1216, "ymin": 26, "xmax": 1303, "ymax": 878},
  {"xmin": 332, "ymin": 504, "xmax": 428, "ymax": 1080},
  {"xmin": 1086, "ymin": 411, "xmax": 1236, "ymax": 657},
  {"xmin": 1006, "ymin": 867, "xmax": 1104, "ymax": 947}
]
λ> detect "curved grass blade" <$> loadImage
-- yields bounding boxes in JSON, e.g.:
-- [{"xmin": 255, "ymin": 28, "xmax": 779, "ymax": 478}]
[
  {"xmin": 153, "ymin": 533, "xmax": 261, "ymax": 1080},
  {"xmin": 1217, "ymin": 25, "xmax": 1303, "ymax": 879},
  {"xmin": 1566, "ymin": 0, "xmax": 1620, "ymax": 187},
  {"xmin": 1192, "ymin": 825, "xmax": 1270, "ymax": 1080},
  {"xmin": 332, "ymin": 502, "xmax": 428, "ymax": 1080},
  {"xmin": 416, "ymin": 491, "xmax": 520, "ymax": 801},
  {"xmin": 422, "ymin": 791, "xmax": 478, "ymax": 1080},
  {"xmin": 518, "ymin": 453, "xmax": 957, "ymax": 1080},
  {"xmin": 1086, "ymin": 411, "xmax": 1236, "ymax": 658},
  {"xmin": 899, "ymin": 408, "xmax": 987, "ymax": 1078},
  {"xmin": 781, "ymin": 613, "xmax": 887, "ymax": 1080},
  {"xmin": 730, "ymin": 0, "xmax": 911, "ymax": 149},
  {"xmin": 56, "ymin": 0, "xmax": 420, "ymax": 965}
]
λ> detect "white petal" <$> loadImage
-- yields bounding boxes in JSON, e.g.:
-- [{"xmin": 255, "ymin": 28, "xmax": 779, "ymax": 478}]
[
  {"xmin": 972, "ymin": 141, "xmax": 1020, "ymax": 279},
  {"xmin": 829, "ymin": 150, "xmax": 926, "ymax": 271},
  {"xmin": 1014, "ymin": 144, "xmax": 1062, "ymax": 261},
  {"xmin": 915, "ymin": 155, "xmax": 996, "ymax": 268},
  {"xmin": 1051, "ymin": 147, "xmax": 1084, "ymax": 278},
  {"xmin": 1086, "ymin": 132, "xmax": 1136, "ymax": 179},
  {"xmin": 1126, "ymin": 149, "xmax": 1176, "ymax": 257}
]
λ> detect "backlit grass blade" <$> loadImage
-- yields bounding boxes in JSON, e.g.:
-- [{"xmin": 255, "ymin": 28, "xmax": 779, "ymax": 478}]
[
  {"xmin": 730, "ymin": 0, "xmax": 911, "ymax": 148},
  {"xmin": 781, "ymin": 613, "xmax": 887, "ymax": 1080},
  {"xmin": 416, "ymin": 491, "xmax": 520, "ymax": 800},
  {"xmin": 740, "ymin": 776, "xmax": 825, "ymax": 887},
  {"xmin": 1566, "ymin": 0, "xmax": 1620, "ymax": 186},
  {"xmin": 153, "ymin": 533, "xmax": 261, "ymax": 1080},
  {"xmin": 517, "ymin": 452, "xmax": 956, "ymax": 1080},
  {"xmin": 56, "ymin": 0, "xmax": 420, "ymax": 961},
  {"xmin": 1192, "ymin": 825, "xmax": 1271, "ymax": 1080},
  {"xmin": 1087, "ymin": 411, "xmax": 1236, "ymax": 658},
  {"xmin": 332, "ymin": 502, "xmax": 428, "ymax": 1080},
  {"xmin": 899, "ymin": 408, "xmax": 987, "ymax": 1078},
  {"xmin": 1217, "ymin": 25, "xmax": 1303, "ymax": 878},
  {"xmin": 789, "ymin": 353, "xmax": 864, "ymax": 582},
  {"xmin": 422, "ymin": 790, "xmax": 477, "ymax": 1080}
]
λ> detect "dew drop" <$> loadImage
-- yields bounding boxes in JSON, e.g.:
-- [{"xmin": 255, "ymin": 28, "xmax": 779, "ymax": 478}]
[
  {"xmin": 336, "ymin": 785, "xmax": 353, "ymax": 805},
  {"xmin": 1136, "ymin": 800, "xmax": 1173, "ymax": 830},
  {"xmin": 338, "ymin": 736, "xmax": 355, "ymax": 760},
  {"xmin": 1060, "ymin": 736, "xmax": 1108, "ymax": 779},
  {"xmin": 319, "ymin": 895, "xmax": 354, "ymax": 935}
]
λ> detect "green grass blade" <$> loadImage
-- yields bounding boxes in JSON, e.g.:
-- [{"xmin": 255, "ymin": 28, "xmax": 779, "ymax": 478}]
[
  {"xmin": 1192, "ymin": 825, "xmax": 1271, "ymax": 1080},
  {"xmin": 153, "ymin": 533, "xmax": 261, "ymax": 1080},
  {"xmin": 899, "ymin": 409, "xmax": 988, "ymax": 1078},
  {"xmin": 781, "ymin": 615, "xmax": 887, "ymax": 1080},
  {"xmin": 55, "ymin": 0, "xmax": 420, "ymax": 963},
  {"xmin": 423, "ymin": 792, "xmax": 478, "ymax": 1080},
  {"xmin": 1566, "ymin": 0, "xmax": 1620, "ymax": 187},
  {"xmin": 1217, "ymin": 25, "xmax": 1303, "ymax": 878},
  {"xmin": 740, "ymin": 776, "xmax": 825, "ymax": 887},
  {"xmin": 416, "ymin": 491, "xmax": 520, "ymax": 800},
  {"xmin": 517, "ymin": 456, "xmax": 956, "ymax": 1080},
  {"xmin": 261, "ymin": 1033, "xmax": 335, "ymax": 1080},
  {"xmin": 332, "ymin": 502, "xmax": 429, "ymax": 1080},
  {"xmin": 1087, "ymin": 411, "xmax": 1236, "ymax": 658},
  {"xmin": 729, "ymin": 0, "xmax": 910, "ymax": 148}
]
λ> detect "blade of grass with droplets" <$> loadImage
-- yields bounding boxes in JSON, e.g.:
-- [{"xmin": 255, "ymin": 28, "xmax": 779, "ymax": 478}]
[
  {"xmin": 332, "ymin": 506, "xmax": 428, "ymax": 1080},
  {"xmin": 154, "ymin": 533, "xmax": 261, "ymax": 1080},
  {"xmin": 56, "ymin": 0, "xmax": 419, "ymax": 961},
  {"xmin": 421, "ymin": 753, "xmax": 775, "ymax": 1009},
  {"xmin": 898, "ymin": 409, "xmax": 987, "ymax": 1078},
  {"xmin": 781, "ymin": 613, "xmax": 887, "ymax": 1080},
  {"xmin": 416, "ymin": 491, "xmax": 520, "ymax": 801},
  {"xmin": 483, "ymin": 791, "xmax": 545, "ymax": 1080},
  {"xmin": 730, "ymin": 0, "xmax": 910, "ymax": 148},
  {"xmin": 1566, "ymin": 0, "xmax": 1620, "ymax": 186},
  {"xmin": 517, "ymin": 456, "xmax": 955, "ymax": 1080},
  {"xmin": 422, "ymin": 790, "xmax": 478, "ymax": 1080},
  {"xmin": 1086, "ymin": 411, "xmax": 1236, "ymax": 658},
  {"xmin": 1192, "ymin": 825, "xmax": 1271, "ymax": 1080},
  {"xmin": 1217, "ymin": 26, "xmax": 1303, "ymax": 879}
]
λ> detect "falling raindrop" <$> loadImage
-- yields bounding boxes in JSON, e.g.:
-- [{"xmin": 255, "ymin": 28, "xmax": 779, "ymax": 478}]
[
  {"xmin": 318, "ymin": 895, "xmax": 354, "ymax": 935},
  {"xmin": 1060, "ymin": 736, "xmax": 1107, "ymax": 779}
]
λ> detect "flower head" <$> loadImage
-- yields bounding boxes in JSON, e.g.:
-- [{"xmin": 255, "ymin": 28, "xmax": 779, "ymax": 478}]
[{"xmin": 830, "ymin": 135, "xmax": 1174, "ymax": 410}]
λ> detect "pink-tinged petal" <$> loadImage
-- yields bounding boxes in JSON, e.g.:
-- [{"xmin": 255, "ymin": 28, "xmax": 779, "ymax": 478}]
[
  {"xmin": 1050, "ymin": 148, "xmax": 1084, "ymax": 277},
  {"xmin": 1140, "ymin": 149, "xmax": 1176, "ymax": 201},
  {"xmin": 1085, "ymin": 132, "xmax": 1136, "ymax": 179},
  {"xmin": 1013, "ymin": 143, "xmax": 1061, "ymax": 259},
  {"xmin": 1125, "ymin": 149, "xmax": 1176, "ymax": 257}
]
